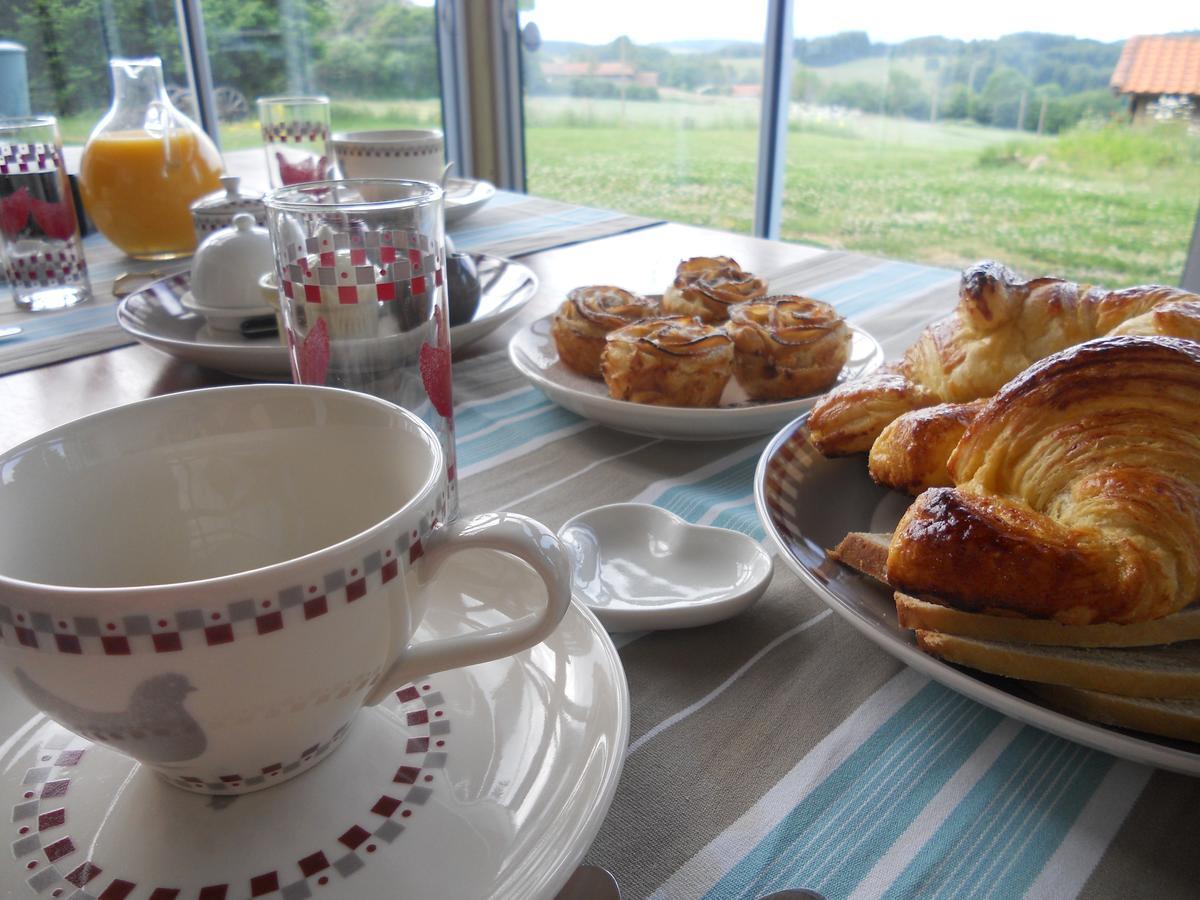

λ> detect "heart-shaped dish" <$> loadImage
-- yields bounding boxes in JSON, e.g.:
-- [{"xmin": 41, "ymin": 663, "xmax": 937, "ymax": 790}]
[{"xmin": 558, "ymin": 503, "xmax": 773, "ymax": 631}]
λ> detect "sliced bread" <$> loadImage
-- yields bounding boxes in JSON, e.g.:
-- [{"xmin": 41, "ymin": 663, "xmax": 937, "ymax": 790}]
[
  {"xmin": 1026, "ymin": 683, "xmax": 1200, "ymax": 744},
  {"xmin": 915, "ymin": 630, "xmax": 1200, "ymax": 699}
]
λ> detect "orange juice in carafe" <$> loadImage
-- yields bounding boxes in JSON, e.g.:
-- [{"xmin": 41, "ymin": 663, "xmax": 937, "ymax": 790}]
[
  {"xmin": 79, "ymin": 57, "xmax": 223, "ymax": 260},
  {"xmin": 81, "ymin": 130, "xmax": 221, "ymax": 259}
]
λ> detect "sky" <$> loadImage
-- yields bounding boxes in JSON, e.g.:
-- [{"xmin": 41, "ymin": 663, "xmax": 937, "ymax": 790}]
[{"xmin": 521, "ymin": 0, "xmax": 1194, "ymax": 46}]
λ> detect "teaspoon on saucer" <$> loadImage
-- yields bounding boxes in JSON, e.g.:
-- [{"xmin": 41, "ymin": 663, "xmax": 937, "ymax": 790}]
[{"xmin": 558, "ymin": 503, "xmax": 773, "ymax": 632}]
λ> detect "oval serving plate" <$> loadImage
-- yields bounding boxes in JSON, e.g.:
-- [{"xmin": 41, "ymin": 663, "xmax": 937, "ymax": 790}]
[
  {"xmin": 507, "ymin": 315, "xmax": 884, "ymax": 441},
  {"xmin": 754, "ymin": 413, "xmax": 1200, "ymax": 777}
]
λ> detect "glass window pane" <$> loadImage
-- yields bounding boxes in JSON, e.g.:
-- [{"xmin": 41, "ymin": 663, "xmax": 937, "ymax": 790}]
[
  {"xmin": 519, "ymin": 0, "xmax": 769, "ymax": 233},
  {"xmin": 7, "ymin": 0, "xmax": 188, "ymax": 150},
  {"xmin": 201, "ymin": 0, "xmax": 442, "ymax": 153},
  {"xmin": 782, "ymin": 5, "xmax": 1200, "ymax": 285}
]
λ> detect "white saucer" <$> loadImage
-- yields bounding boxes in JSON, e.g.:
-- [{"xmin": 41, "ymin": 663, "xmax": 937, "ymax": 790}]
[
  {"xmin": 0, "ymin": 549, "xmax": 629, "ymax": 899},
  {"xmin": 117, "ymin": 255, "xmax": 537, "ymax": 379},
  {"xmin": 444, "ymin": 178, "xmax": 496, "ymax": 225},
  {"xmin": 560, "ymin": 504, "xmax": 774, "ymax": 631},
  {"xmin": 508, "ymin": 314, "xmax": 885, "ymax": 441}
]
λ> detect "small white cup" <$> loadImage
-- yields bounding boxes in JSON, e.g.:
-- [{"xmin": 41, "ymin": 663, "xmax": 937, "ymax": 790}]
[
  {"xmin": 0, "ymin": 385, "xmax": 571, "ymax": 794},
  {"xmin": 332, "ymin": 129, "xmax": 446, "ymax": 184}
]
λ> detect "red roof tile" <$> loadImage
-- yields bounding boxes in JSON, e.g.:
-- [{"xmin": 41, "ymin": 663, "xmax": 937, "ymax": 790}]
[{"xmin": 1111, "ymin": 35, "xmax": 1200, "ymax": 95}]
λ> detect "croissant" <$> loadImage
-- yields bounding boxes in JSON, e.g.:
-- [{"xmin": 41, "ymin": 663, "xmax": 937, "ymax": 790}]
[
  {"xmin": 867, "ymin": 400, "xmax": 986, "ymax": 494},
  {"xmin": 887, "ymin": 336, "xmax": 1200, "ymax": 626},
  {"xmin": 809, "ymin": 261, "xmax": 1199, "ymax": 456}
]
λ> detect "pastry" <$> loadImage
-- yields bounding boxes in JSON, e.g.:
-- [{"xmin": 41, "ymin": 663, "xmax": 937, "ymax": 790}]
[
  {"xmin": 551, "ymin": 285, "xmax": 660, "ymax": 377},
  {"xmin": 726, "ymin": 295, "xmax": 851, "ymax": 400},
  {"xmin": 601, "ymin": 316, "xmax": 733, "ymax": 407},
  {"xmin": 887, "ymin": 335, "xmax": 1200, "ymax": 626},
  {"xmin": 808, "ymin": 261, "xmax": 1200, "ymax": 456},
  {"xmin": 661, "ymin": 256, "xmax": 767, "ymax": 322},
  {"xmin": 867, "ymin": 400, "xmax": 986, "ymax": 494}
]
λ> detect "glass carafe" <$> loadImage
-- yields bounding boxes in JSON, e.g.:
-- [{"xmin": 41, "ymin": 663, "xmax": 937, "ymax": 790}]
[{"xmin": 80, "ymin": 57, "xmax": 223, "ymax": 260}]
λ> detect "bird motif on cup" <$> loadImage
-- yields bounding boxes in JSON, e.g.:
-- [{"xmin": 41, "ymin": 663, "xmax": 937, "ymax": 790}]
[{"xmin": 15, "ymin": 668, "xmax": 207, "ymax": 764}]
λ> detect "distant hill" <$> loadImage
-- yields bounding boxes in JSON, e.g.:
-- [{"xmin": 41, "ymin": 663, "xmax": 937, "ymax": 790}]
[{"xmin": 650, "ymin": 39, "xmax": 762, "ymax": 55}]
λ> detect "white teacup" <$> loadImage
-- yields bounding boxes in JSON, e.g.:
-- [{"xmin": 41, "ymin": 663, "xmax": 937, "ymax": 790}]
[
  {"xmin": 0, "ymin": 384, "xmax": 570, "ymax": 794},
  {"xmin": 332, "ymin": 129, "xmax": 446, "ymax": 183}
]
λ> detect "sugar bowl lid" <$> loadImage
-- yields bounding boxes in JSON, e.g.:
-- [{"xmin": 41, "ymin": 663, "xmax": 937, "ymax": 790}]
[
  {"xmin": 190, "ymin": 213, "xmax": 275, "ymax": 310},
  {"xmin": 190, "ymin": 174, "xmax": 265, "ymax": 218}
]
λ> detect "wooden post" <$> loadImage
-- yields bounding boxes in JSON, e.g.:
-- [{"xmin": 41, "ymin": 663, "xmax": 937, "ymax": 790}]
[
  {"xmin": 1017, "ymin": 90, "xmax": 1027, "ymax": 131},
  {"xmin": 1037, "ymin": 95, "xmax": 1047, "ymax": 135}
]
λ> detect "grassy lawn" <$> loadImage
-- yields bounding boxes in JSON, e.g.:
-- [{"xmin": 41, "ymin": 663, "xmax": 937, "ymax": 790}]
[{"xmin": 526, "ymin": 114, "xmax": 1199, "ymax": 286}]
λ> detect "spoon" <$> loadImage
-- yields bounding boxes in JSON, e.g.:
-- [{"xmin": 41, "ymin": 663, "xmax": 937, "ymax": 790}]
[
  {"xmin": 554, "ymin": 864, "xmax": 620, "ymax": 900},
  {"xmin": 0, "ymin": 326, "xmax": 20, "ymax": 340}
]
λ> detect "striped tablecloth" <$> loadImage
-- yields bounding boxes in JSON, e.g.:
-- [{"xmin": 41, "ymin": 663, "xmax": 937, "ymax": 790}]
[
  {"xmin": 449, "ymin": 252, "xmax": 1200, "ymax": 900},
  {"xmin": 0, "ymin": 190, "xmax": 657, "ymax": 376}
]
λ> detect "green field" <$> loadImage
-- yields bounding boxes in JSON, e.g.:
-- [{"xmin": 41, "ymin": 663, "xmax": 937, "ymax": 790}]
[{"xmin": 58, "ymin": 95, "xmax": 1199, "ymax": 287}]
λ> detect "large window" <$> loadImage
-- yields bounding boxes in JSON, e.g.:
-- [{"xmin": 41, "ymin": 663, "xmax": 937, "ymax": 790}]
[
  {"xmin": 779, "ymin": 7, "xmax": 1199, "ymax": 286},
  {"xmin": 8, "ymin": 0, "xmax": 188, "ymax": 147},
  {"xmin": 6, "ymin": 0, "xmax": 441, "ymax": 154},
  {"xmin": 201, "ymin": 0, "xmax": 442, "ymax": 151},
  {"xmin": 518, "ymin": 0, "xmax": 769, "ymax": 233}
]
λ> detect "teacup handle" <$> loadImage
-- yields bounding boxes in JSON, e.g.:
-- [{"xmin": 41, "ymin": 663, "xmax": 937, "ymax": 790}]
[{"xmin": 363, "ymin": 513, "xmax": 572, "ymax": 706}]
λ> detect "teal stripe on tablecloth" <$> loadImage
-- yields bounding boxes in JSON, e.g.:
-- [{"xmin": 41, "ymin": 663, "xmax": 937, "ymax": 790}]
[
  {"xmin": 651, "ymin": 450, "xmax": 765, "ymax": 525},
  {"xmin": 455, "ymin": 402, "xmax": 584, "ymax": 470},
  {"xmin": 448, "ymin": 205, "xmax": 624, "ymax": 250},
  {"xmin": 454, "ymin": 387, "xmax": 550, "ymax": 439},
  {"xmin": 704, "ymin": 682, "xmax": 1004, "ymax": 900},
  {"xmin": 882, "ymin": 729, "xmax": 1113, "ymax": 900},
  {"xmin": 0, "ymin": 302, "xmax": 124, "ymax": 345},
  {"xmin": 816, "ymin": 260, "xmax": 957, "ymax": 319},
  {"xmin": 708, "ymin": 502, "xmax": 764, "ymax": 540}
]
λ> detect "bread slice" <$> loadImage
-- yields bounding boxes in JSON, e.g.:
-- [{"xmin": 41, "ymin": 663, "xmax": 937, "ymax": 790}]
[
  {"xmin": 1027, "ymin": 684, "xmax": 1200, "ymax": 744},
  {"xmin": 897, "ymin": 593, "xmax": 1200, "ymax": 648},
  {"xmin": 916, "ymin": 630, "xmax": 1200, "ymax": 698},
  {"xmin": 828, "ymin": 531, "xmax": 890, "ymax": 581},
  {"xmin": 829, "ymin": 531, "xmax": 1200, "ymax": 647}
]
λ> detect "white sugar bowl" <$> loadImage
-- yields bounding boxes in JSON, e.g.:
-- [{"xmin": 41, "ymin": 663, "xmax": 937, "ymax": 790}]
[{"xmin": 185, "ymin": 213, "xmax": 276, "ymax": 333}]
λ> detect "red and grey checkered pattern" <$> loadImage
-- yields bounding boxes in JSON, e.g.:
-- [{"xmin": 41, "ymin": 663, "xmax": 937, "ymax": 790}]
[
  {"xmin": 0, "ymin": 502, "xmax": 445, "ymax": 657},
  {"xmin": 260, "ymin": 121, "xmax": 330, "ymax": 144},
  {"xmin": 9, "ymin": 683, "xmax": 446, "ymax": 896},
  {"xmin": 0, "ymin": 142, "xmax": 61, "ymax": 176},
  {"xmin": 5, "ymin": 245, "xmax": 87, "ymax": 289},
  {"xmin": 279, "ymin": 228, "xmax": 444, "ymax": 306}
]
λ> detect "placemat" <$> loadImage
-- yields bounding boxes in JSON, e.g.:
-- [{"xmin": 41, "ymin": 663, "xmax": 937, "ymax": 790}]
[
  {"xmin": 446, "ymin": 254, "xmax": 1199, "ymax": 899},
  {"xmin": 0, "ymin": 189, "xmax": 658, "ymax": 376}
]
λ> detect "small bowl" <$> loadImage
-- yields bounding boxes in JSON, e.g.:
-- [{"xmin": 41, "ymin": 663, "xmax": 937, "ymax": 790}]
[{"xmin": 558, "ymin": 503, "xmax": 773, "ymax": 631}]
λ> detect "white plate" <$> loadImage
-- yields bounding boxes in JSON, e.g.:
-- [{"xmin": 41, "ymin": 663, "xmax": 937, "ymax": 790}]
[
  {"xmin": 0, "ymin": 548, "xmax": 629, "ymax": 899},
  {"xmin": 508, "ymin": 315, "xmax": 884, "ymax": 441},
  {"xmin": 559, "ymin": 503, "xmax": 773, "ymax": 631},
  {"xmin": 444, "ymin": 177, "xmax": 496, "ymax": 225},
  {"xmin": 117, "ymin": 254, "xmax": 537, "ymax": 379},
  {"xmin": 754, "ymin": 415, "xmax": 1200, "ymax": 776}
]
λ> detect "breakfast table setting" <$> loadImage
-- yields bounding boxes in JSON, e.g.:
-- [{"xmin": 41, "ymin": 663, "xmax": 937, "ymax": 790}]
[{"xmin": 3, "ymin": 70, "xmax": 1200, "ymax": 900}]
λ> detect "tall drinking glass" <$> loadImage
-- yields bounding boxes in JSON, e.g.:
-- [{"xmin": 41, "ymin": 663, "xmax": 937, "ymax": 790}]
[
  {"xmin": 266, "ymin": 179, "xmax": 458, "ymax": 518},
  {"xmin": 0, "ymin": 116, "xmax": 92, "ymax": 311},
  {"xmin": 257, "ymin": 95, "xmax": 333, "ymax": 188}
]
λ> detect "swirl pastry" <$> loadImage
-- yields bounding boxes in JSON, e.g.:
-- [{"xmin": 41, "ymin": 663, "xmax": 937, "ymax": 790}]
[
  {"xmin": 601, "ymin": 316, "xmax": 733, "ymax": 407},
  {"xmin": 809, "ymin": 261, "xmax": 1200, "ymax": 456},
  {"xmin": 726, "ymin": 295, "xmax": 851, "ymax": 400},
  {"xmin": 551, "ymin": 286, "xmax": 660, "ymax": 377},
  {"xmin": 887, "ymin": 336, "xmax": 1200, "ymax": 625},
  {"xmin": 661, "ymin": 256, "xmax": 767, "ymax": 322}
]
